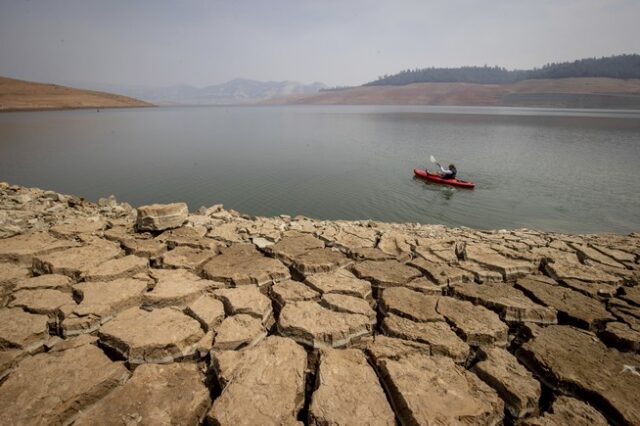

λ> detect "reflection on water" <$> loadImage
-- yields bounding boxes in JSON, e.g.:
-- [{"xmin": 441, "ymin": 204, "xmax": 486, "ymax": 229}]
[
  {"xmin": 412, "ymin": 176, "xmax": 458, "ymax": 201},
  {"xmin": 1, "ymin": 105, "xmax": 639, "ymax": 234}
]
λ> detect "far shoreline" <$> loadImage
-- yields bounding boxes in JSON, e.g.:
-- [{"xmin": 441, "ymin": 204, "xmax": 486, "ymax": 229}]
[{"xmin": 0, "ymin": 104, "xmax": 156, "ymax": 113}]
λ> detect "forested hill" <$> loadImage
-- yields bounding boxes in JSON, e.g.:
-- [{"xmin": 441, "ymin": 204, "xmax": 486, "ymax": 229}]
[{"xmin": 364, "ymin": 54, "xmax": 640, "ymax": 86}]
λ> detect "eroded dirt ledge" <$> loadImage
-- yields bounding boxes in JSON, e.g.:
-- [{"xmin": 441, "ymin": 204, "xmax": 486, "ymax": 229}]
[{"xmin": 0, "ymin": 182, "xmax": 639, "ymax": 425}]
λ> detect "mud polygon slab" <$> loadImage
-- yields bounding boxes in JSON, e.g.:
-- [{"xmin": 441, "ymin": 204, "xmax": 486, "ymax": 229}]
[
  {"xmin": 518, "ymin": 325, "xmax": 640, "ymax": 425},
  {"xmin": 278, "ymin": 300, "xmax": 373, "ymax": 348},
  {"xmin": 271, "ymin": 279, "xmax": 320, "ymax": 308},
  {"xmin": 0, "ymin": 308, "xmax": 49, "ymax": 351},
  {"xmin": 452, "ymin": 282, "xmax": 557, "ymax": 325},
  {"xmin": 381, "ymin": 313, "xmax": 469, "ymax": 363},
  {"xmin": 201, "ymin": 244, "xmax": 290, "ymax": 287},
  {"xmin": 13, "ymin": 274, "xmax": 73, "ymax": 292},
  {"xmin": 304, "ymin": 268, "xmax": 372, "ymax": 300},
  {"xmin": 207, "ymin": 336, "xmax": 307, "ymax": 426},
  {"xmin": 309, "ymin": 348, "xmax": 395, "ymax": 425},
  {"xmin": 472, "ymin": 346, "xmax": 541, "ymax": 418},
  {"xmin": 32, "ymin": 239, "xmax": 121, "ymax": 279},
  {"xmin": 291, "ymin": 247, "xmax": 351, "ymax": 274},
  {"xmin": 213, "ymin": 286, "xmax": 273, "ymax": 324},
  {"xmin": 82, "ymin": 254, "xmax": 148, "ymax": 281},
  {"xmin": 184, "ymin": 296, "xmax": 226, "ymax": 332},
  {"xmin": 320, "ymin": 293, "xmax": 376, "ymax": 320},
  {"xmin": 376, "ymin": 353, "xmax": 504, "ymax": 425},
  {"xmin": 213, "ymin": 314, "xmax": 267, "ymax": 350},
  {"xmin": 352, "ymin": 260, "xmax": 422, "ymax": 288},
  {"xmin": 98, "ymin": 307, "xmax": 204, "ymax": 364},
  {"xmin": 515, "ymin": 276, "xmax": 615, "ymax": 331},
  {"xmin": 437, "ymin": 297, "xmax": 509, "ymax": 347},
  {"xmin": 0, "ymin": 232, "xmax": 79, "ymax": 263},
  {"xmin": 72, "ymin": 363, "xmax": 210, "ymax": 426},
  {"xmin": 380, "ymin": 287, "xmax": 443, "ymax": 322},
  {"xmin": 60, "ymin": 278, "xmax": 148, "ymax": 336},
  {"xmin": 0, "ymin": 344, "xmax": 129, "ymax": 425},
  {"xmin": 161, "ymin": 246, "xmax": 217, "ymax": 270}
]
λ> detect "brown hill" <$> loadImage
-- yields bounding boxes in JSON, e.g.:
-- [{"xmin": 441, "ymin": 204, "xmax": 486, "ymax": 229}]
[
  {"xmin": 264, "ymin": 78, "xmax": 640, "ymax": 109},
  {"xmin": 0, "ymin": 76, "xmax": 153, "ymax": 112}
]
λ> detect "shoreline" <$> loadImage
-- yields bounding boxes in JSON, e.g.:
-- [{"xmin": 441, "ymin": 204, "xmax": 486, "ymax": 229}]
[
  {"xmin": 0, "ymin": 104, "xmax": 155, "ymax": 113},
  {"xmin": 1, "ymin": 182, "xmax": 639, "ymax": 424}
]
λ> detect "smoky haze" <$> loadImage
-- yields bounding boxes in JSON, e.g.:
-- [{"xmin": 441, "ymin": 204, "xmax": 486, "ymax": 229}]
[{"xmin": 1, "ymin": 0, "xmax": 639, "ymax": 88}]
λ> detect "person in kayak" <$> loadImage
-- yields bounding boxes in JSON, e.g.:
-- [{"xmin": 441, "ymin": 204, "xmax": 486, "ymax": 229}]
[{"xmin": 439, "ymin": 164, "xmax": 457, "ymax": 180}]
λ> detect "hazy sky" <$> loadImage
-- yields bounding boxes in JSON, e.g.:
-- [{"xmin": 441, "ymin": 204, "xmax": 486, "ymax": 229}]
[{"xmin": 1, "ymin": 0, "xmax": 639, "ymax": 88}]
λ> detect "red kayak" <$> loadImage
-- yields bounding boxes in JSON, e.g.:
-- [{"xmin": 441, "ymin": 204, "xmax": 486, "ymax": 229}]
[{"xmin": 413, "ymin": 169, "xmax": 476, "ymax": 189}]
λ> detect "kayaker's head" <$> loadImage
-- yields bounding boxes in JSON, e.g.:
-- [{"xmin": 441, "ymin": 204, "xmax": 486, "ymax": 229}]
[{"xmin": 449, "ymin": 164, "xmax": 456, "ymax": 170}]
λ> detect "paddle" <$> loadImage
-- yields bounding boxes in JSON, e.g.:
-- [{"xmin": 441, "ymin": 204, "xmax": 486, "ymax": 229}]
[{"xmin": 429, "ymin": 155, "xmax": 441, "ymax": 171}]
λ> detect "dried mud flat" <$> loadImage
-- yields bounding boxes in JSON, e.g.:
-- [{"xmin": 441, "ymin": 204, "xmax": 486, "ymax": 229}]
[{"xmin": 1, "ymin": 182, "xmax": 639, "ymax": 425}]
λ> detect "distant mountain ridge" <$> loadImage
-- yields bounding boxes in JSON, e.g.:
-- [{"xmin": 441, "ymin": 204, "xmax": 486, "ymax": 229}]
[
  {"xmin": 83, "ymin": 79, "xmax": 327, "ymax": 105},
  {"xmin": 365, "ymin": 54, "xmax": 640, "ymax": 86}
]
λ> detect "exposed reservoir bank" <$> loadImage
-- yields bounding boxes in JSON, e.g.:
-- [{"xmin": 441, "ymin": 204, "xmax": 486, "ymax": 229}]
[
  {"xmin": 1, "ymin": 105, "xmax": 640, "ymax": 234},
  {"xmin": 0, "ymin": 182, "xmax": 638, "ymax": 425}
]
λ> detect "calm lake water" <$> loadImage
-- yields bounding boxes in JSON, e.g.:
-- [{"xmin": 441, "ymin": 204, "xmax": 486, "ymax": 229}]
[{"xmin": 1, "ymin": 105, "xmax": 639, "ymax": 234}]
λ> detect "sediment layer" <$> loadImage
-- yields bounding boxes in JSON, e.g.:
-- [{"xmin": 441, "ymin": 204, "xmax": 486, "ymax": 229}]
[{"xmin": 1, "ymin": 182, "xmax": 639, "ymax": 425}]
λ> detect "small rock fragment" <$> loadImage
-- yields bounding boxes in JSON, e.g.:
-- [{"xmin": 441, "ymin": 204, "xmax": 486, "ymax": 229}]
[{"xmin": 136, "ymin": 202, "xmax": 188, "ymax": 231}]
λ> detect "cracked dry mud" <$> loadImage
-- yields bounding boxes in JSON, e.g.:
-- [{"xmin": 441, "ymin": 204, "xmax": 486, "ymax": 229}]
[{"xmin": 1, "ymin": 183, "xmax": 639, "ymax": 425}]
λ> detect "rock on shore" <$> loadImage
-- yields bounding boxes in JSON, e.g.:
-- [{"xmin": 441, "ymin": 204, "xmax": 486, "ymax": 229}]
[{"xmin": 0, "ymin": 182, "xmax": 639, "ymax": 425}]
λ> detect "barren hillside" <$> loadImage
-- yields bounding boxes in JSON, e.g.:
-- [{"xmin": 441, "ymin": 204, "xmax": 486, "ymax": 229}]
[
  {"xmin": 264, "ymin": 78, "xmax": 640, "ymax": 109},
  {"xmin": 0, "ymin": 76, "xmax": 153, "ymax": 111}
]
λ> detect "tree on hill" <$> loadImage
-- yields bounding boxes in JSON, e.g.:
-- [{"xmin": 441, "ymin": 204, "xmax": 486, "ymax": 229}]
[{"xmin": 364, "ymin": 54, "xmax": 640, "ymax": 86}]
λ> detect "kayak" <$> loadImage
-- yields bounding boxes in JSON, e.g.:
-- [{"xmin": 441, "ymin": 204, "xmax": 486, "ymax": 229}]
[{"xmin": 413, "ymin": 169, "xmax": 476, "ymax": 189}]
